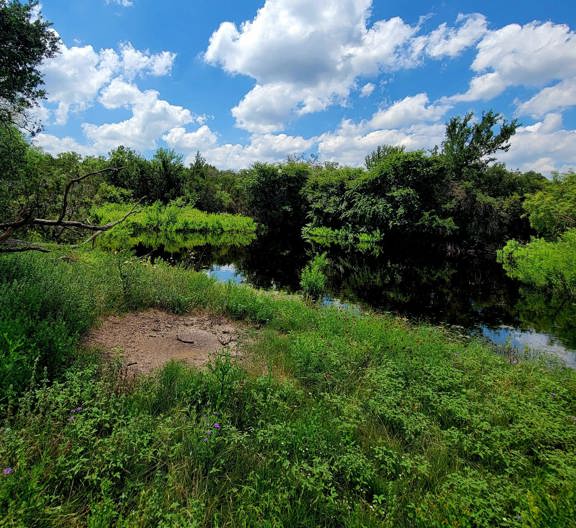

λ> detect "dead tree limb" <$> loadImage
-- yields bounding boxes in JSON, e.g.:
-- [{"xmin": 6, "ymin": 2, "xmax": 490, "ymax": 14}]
[{"xmin": 0, "ymin": 166, "xmax": 139, "ymax": 253}]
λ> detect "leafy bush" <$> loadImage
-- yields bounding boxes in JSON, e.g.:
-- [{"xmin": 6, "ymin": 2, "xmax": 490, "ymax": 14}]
[
  {"xmin": 499, "ymin": 228, "xmax": 576, "ymax": 297},
  {"xmin": 300, "ymin": 253, "xmax": 329, "ymax": 299}
]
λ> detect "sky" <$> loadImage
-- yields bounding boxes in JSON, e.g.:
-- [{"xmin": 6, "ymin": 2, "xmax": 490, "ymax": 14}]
[{"xmin": 32, "ymin": 0, "xmax": 576, "ymax": 173}]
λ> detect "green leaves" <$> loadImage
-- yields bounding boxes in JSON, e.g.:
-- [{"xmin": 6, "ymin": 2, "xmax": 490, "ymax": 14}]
[
  {"xmin": 0, "ymin": 0, "xmax": 60, "ymax": 131},
  {"xmin": 499, "ymin": 229, "xmax": 576, "ymax": 297}
]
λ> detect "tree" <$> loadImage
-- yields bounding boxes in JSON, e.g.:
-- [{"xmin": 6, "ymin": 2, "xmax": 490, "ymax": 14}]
[
  {"xmin": 364, "ymin": 144, "xmax": 405, "ymax": 169},
  {"xmin": 522, "ymin": 172, "xmax": 576, "ymax": 239},
  {"xmin": 0, "ymin": 0, "xmax": 60, "ymax": 132},
  {"xmin": 442, "ymin": 111, "xmax": 518, "ymax": 176},
  {"xmin": 247, "ymin": 161, "xmax": 310, "ymax": 232}
]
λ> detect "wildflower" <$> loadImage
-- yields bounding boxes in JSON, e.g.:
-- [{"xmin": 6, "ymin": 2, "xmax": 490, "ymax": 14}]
[
  {"xmin": 70, "ymin": 406, "xmax": 83, "ymax": 414},
  {"xmin": 213, "ymin": 423, "xmax": 221, "ymax": 430},
  {"xmin": 3, "ymin": 467, "xmax": 14, "ymax": 476}
]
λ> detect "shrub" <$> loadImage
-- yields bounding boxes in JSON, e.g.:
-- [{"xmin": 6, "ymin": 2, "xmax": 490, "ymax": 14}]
[{"xmin": 300, "ymin": 253, "xmax": 329, "ymax": 299}]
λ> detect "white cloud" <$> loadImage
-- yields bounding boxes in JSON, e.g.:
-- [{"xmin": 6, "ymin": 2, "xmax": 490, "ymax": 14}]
[
  {"xmin": 517, "ymin": 78, "xmax": 576, "ymax": 117},
  {"xmin": 315, "ymin": 92, "xmax": 449, "ymax": 166},
  {"xmin": 318, "ymin": 122, "xmax": 445, "ymax": 167},
  {"xmin": 360, "ymin": 83, "xmax": 375, "ymax": 97},
  {"xmin": 203, "ymin": 133, "xmax": 314, "ymax": 169},
  {"xmin": 451, "ymin": 21, "xmax": 576, "ymax": 103},
  {"xmin": 205, "ymin": 1, "xmax": 481, "ymax": 132},
  {"xmin": 163, "ymin": 125, "xmax": 218, "ymax": 153},
  {"xmin": 414, "ymin": 13, "xmax": 487, "ymax": 59},
  {"xmin": 106, "ymin": 0, "xmax": 133, "ymax": 7},
  {"xmin": 33, "ymin": 133, "xmax": 97, "ymax": 157},
  {"xmin": 369, "ymin": 93, "xmax": 450, "ymax": 130},
  {"xmin": 41, "ymin": 45, "xmax": 119, "ymax": 124},
  {"xmin": 119, "ymin": 42, "xmax": 175, "ymax": 79},
  {"xmin": 498, "ymin": 113, "xmax": 576, "ymax": 174},
  {"xmin": 40, "ymin": 42, "xmax": 175, "ymax": 125},
  {"xmin": 82, "ymin": 80, "xmax": 193, "ymax": 152}
]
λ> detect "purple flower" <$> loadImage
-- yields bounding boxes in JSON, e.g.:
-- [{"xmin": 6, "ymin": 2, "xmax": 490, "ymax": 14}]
[
  {"xmin": 70, "ymin": 406, "xmax": 83, "ymax": 414},
  {"xmin": 3, "ymin": 467, "xmax": 14, "ymax": 476},
  {"xmin": 213, "ymin": 423, "xmax": 221, "ymax": 430}
]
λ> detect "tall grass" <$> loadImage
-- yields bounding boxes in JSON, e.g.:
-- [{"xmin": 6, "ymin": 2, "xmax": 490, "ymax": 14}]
[{"xmin": 1, "ymin": 250, "xmax": 575, "ymax": 526}]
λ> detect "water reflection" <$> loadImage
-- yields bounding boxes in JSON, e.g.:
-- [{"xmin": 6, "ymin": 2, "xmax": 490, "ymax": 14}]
[
  {"xmin": 206, "ymin": 264, "xmax": 244, "ymax": 284},
  {"xmin": 119, "ymin": 230, "xmax": 576, "ymax": 367},
  {"xmin": 480, "ymin": 326, "xmax": 576, "ymax": 368}
]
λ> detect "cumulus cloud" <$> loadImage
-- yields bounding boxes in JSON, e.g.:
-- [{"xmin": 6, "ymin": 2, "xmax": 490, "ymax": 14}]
[
  {"xmin": 204, "ymin": 0, "xmax": 481, "ymax": 132},
  {"xmin": 318, "ymin": 122, "xmax": 446, "ymax": 167},
  {"xmin": 202, "ymin": 133, "xmax": 314, "ymax": 169},
  {"xmin": 412, "ymin": 13, "xmax": 487, "ymax": 59},
  {"xmin": 35, "ymin": 80, "xmax": 193, "ymax": 154},
  {"xmin": 498, "ymin": 113, "xmax": 576, "ymax": 174},
  {"xmin": 40, "ymin": 42, "xmax": 175, "ymax": 125},
  {"xmin": 451, "ymin": 21, "xmax": 576, "ymax": 103},
  {"xmin": 517, "ymin": 78, "xmax": 576, "ymax": 117},
  {"xmin": 368, "ymin": 93, "xmax": 450, "ymax": 130},
  {"xmin": 83, "ymin": 80, "xmax": 192, "ymax": 152},
  {"xmin": 315, "ymin": 94, "xmax": 448, "ymax": 166},
  {"xmin": 163, "ymin": 125, "xmax": 218, "ymax": 153}
]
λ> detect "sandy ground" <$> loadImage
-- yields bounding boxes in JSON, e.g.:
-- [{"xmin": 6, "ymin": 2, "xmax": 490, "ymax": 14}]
[{"xmin": 84, "ymin": 309, "xmax": 242, "ymax": 374}]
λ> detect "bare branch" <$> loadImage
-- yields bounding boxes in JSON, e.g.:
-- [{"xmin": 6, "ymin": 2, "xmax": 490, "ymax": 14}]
[
  {"xmin": 0, "ymin": 166, "xmax": 142, "ymax": 253},
  {"xmin": 0, "ymin": 239, "xmax": 49, "ymax": 253},
  {"xmin": 71, "ymin": 201, "xmax": 142, "ymax": 248},
  {"xmin": 57, "ymin": 166, "xmax": 121, "ymax": 223}
]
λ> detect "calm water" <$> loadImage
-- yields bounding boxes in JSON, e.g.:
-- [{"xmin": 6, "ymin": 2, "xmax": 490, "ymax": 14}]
[{"xmin": 134, "ymin": 231, "xmax": 576, "ymax": 368}]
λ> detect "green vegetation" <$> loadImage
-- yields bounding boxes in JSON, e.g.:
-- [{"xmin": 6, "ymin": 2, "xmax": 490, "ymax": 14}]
[
  {"xmin": 299, "ymin": 253, "xmax": 329, "ymax": 299},
  {"xmin": 91, "ymin": 202, "xmax": 256, "ymax": 251},
  {"xmin": 523, "ymin": 172, "xmax": 576, "ymax": 240},
  {"xmin": 500, "ymin": 229, "xmax": 576, "ymax": 296},
  {"xmin": 499, "ymin": 172, "xmax": 576, "ymax": 299},
  {"xmin": 1, "ymin": 250, "xmax": 575, "ymax": 527},
  {"xmin": 0, "ymin": 0, "xmax": 60, "ymax": 131},
  {"xmin": 2, "ymin": 6, "xmax": 575, "ymax": 524}
]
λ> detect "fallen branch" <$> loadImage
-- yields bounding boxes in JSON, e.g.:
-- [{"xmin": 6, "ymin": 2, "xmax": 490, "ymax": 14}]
[
  {"xmin": 0, "ymin": 166, "xmax": 140, "ymax": 254},
  {"xmin": 0, "ymin": 239, "xmax": 49, "ymax": 253}
]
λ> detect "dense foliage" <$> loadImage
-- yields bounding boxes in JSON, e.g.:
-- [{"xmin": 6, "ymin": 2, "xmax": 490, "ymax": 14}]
[
  {"xmin": 1, "ymin": 114, "xmax": 548, "ymax": 255},
  {"xmin": 499, "ymin": 171, "xmax": 576, "ymax": 299},
  {"xmin": 0, "ymin": 0, "xmax": 59, "ymax": 131},
  {"xmin": 303, "ymin": 114, "xmax": 545, "ymax": 251},
  {"xmin": 500, "ymin": 229, "xmax": 576, "ymax": 297},
  {"xmin": 522, "ymin": 172, "xmax": 576, "ymax": 239},
  {"xmin": 1, "ymin": 251, "xmax": 575, "ymax": 527}
]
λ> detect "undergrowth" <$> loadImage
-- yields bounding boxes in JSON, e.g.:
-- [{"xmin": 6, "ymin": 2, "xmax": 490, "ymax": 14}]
[{"xmin": 0, "ymin": 250, "xmax": 575, "ymax": 527}]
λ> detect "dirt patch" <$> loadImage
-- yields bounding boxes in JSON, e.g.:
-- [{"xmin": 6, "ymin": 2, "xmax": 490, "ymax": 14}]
[{"xmin": 84, "ymin": 309, "xmax": 243, "ymax": 374}]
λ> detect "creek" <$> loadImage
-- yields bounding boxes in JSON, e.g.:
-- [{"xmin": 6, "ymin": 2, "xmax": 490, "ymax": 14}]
[{"xmin": 131, "ymin": 231, "xmax": 576, "ymax": 368}]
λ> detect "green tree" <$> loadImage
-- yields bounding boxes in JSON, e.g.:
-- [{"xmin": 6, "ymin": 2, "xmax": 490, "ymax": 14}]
[
  {"xmin": 523, "ymin": 172, "xmax": 576, "ymax": 239},
  {"xmin": 0, "ymin": 0, "xmax": 59, "ymax": 131},
  {"xmin": 442, "ymin": 111, "xmax": 518, "ymax": 175},
  {"xmin": 364, "ymin": 144, "xmax": 405, "ymax": 169},
  {"xmin": 246, "ymin": 161, "xmax": 311, "ymax": 231}
]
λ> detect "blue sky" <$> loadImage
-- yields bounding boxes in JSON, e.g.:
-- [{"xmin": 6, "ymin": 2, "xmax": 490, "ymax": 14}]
[{"xmin": 34, "ymin": 0, "xmax": 576, "ymax": 172}]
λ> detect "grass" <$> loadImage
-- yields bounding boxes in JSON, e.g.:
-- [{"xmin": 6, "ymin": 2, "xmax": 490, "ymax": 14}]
[
  {"xmin": 0, "ymin": 250, "xmax": 575, "ymax": 527},
  {"xmin": 91, "ymin": 201, "xmax": 257, "ymax": 251}
]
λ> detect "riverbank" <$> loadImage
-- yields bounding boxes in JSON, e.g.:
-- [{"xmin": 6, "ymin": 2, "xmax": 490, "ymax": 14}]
[{"xmin": 1, "ymin": 249, "xmax": 575, "ymax": 527}]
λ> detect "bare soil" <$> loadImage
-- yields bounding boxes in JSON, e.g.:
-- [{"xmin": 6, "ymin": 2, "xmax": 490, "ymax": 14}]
[{"xmin": 84, "ymin": 309, "xmax": 243, "ymax": 374}]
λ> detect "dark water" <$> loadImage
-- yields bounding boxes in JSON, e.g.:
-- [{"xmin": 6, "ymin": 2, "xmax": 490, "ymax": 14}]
[{"xmin": 133, "ymin": 232, "xmax": 576, "ymax": 368}]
